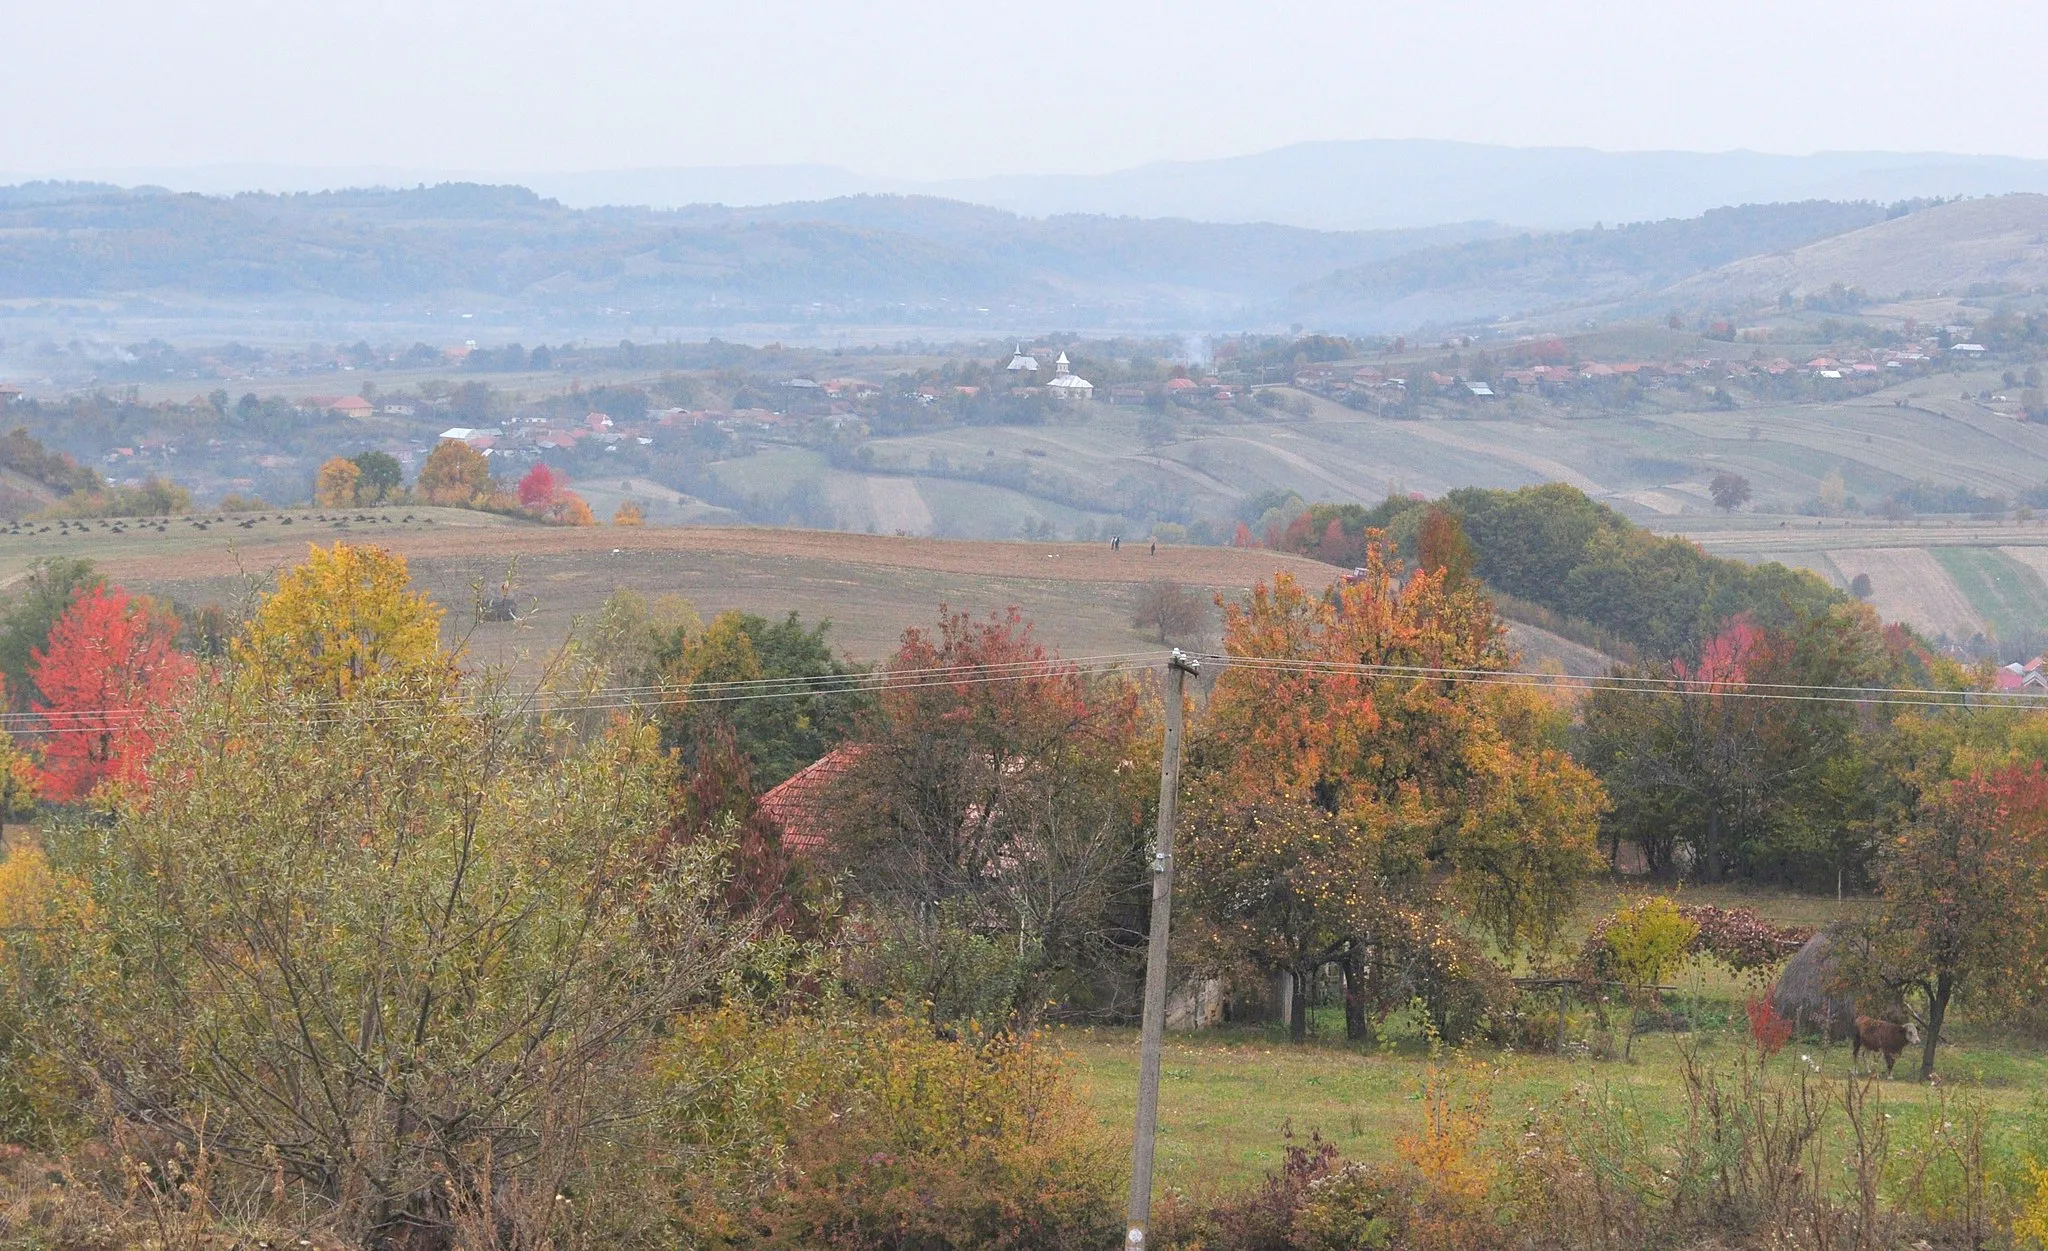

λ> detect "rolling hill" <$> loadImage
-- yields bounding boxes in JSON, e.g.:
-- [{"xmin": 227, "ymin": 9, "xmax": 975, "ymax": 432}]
[{"xmin": 1662, "ymin": 193, "xmax": 2048, "ymax": 303}]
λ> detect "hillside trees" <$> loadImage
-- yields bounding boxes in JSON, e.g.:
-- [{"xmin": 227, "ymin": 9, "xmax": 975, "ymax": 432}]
[
  {"xmin": 30, "ymin": 586, "xmax": 192, "ymax": 801},
  {"xmin": 825, "ymin": 607, "xmax": 1155, "ymax": 1022},
  {"xmin": 1580, "ymin": 605, "xmax": 1915, "ymax": 884}
]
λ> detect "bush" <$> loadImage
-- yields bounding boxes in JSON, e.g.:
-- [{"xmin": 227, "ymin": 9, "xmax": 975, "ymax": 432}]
[{"xmin": 662, "ymin": 1006, "xmax": 1122, "ymax": 1250}]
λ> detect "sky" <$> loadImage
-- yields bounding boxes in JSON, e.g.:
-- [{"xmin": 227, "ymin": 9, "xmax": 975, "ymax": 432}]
[{"xmin": 8, "ymin": 0, "xmax": 2048, "ymax": 181}]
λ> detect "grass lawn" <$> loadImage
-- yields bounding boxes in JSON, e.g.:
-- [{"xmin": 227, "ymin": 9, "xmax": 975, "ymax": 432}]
[{"xmin": 1062, "ymin": 884, "xmax": 2044, "ymax": 1195}]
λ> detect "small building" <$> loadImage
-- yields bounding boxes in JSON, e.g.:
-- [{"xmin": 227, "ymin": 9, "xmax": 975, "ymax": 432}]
[
  {"xmin": 1006, "ymin": 346, "xmax": 1040, "ymax": 373},
  {"xmin": 0, "ymin": 384, "xmax": 21, "ymax": 405}
]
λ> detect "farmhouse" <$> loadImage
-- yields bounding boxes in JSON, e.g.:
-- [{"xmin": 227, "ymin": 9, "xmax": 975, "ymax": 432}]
[
  {"xmin": 304, "ymin": 395, "xmax": 374, "ymax": 419},
  {"xmin": 756, "ymin": 745, "xmax": 866, "ymax": 855}
]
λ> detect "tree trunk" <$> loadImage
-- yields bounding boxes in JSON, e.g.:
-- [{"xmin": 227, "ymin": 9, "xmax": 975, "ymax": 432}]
[
  {"xmin": 1289, "ymin": 969, "xmax": 1309, "ymax": 1043},
  {"xmin": 1343, "ymin": 947, "xmax": 1370, "ymax": 1042},
  {"xmin": 1704, "ymin": 804, "xmax": 1723, "ymax": 883},
  {"xmin": 1920, "ymin": 972, "xmax": 1952, "ymax": 1081}
]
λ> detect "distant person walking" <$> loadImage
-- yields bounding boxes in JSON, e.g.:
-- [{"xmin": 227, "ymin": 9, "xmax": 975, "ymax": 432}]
[
  {"xmin": 1112, "ymin": 536, "xmax": 1121, "ymax": 551},
  {"xmin": 1149, "ymin": 541, "xmax": 1156, "ymax": 556}
]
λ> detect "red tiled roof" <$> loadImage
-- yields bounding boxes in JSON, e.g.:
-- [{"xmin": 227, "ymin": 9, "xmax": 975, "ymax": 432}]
[{"xmin": 756, "ymin": 744, "xmax": 866, "ymax": 855}]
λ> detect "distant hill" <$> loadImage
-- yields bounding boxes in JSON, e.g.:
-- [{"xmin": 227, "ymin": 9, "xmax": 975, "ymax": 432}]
[
  {"xmin": 0, "ymin": 183, "xmax": 1491, "ymax": 328},
  {"xmin": 55, "ymin": 142, "xmax": 2048, "ymax": 232},
  {"xmin": 1284, "ymin": 201, "xmax": 1891, "ymax": 330},
  {"xmin": 1660, "ymin": 193, "xmax": 2048, "ymax": 304},
  {"xmin": 924, "ymin": 141, "xmax": 2048, "ymax": 231}
]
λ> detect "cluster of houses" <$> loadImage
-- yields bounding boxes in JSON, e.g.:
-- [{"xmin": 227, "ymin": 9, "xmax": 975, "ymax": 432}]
[
  {"xmin": 1290, "ymin": 342, "xmax": 1978, "ymax": 407},
  {"xmin": 1995, "ymin": 657, "xmax": 2048, "ymax": 693}
]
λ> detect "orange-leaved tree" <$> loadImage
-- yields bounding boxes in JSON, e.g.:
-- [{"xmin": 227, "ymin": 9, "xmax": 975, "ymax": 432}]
[
  {"xmin": 314, "ymin": 456, "xmax": 363, "ymax": 507},
  {"xmin": 31, "ymin": 586, "xmax": 193, "ymax": 802},
  {"xmin": 232, "ymin": 543, "xmax": 452, "ymax": 700},
  {"xmin": 1186, "ymin": 542, "xmax": 1603, "ymax": 1040}
]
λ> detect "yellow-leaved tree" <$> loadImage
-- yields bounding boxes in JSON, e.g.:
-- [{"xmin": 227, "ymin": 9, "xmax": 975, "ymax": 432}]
[
  {"xmin": 613, "ymin": 500, "xmax": 645, "ymax": 526},
  {"xmin": 233, "ymin": 543, "xmax": 452, "ymax": 699},
  {"xmin": 314, "ymin": 456, "xmax": 363, "ymax": 507},
  {"xmin": 417, "ymin": 438, "xmax": 493, "ymax": 506}
]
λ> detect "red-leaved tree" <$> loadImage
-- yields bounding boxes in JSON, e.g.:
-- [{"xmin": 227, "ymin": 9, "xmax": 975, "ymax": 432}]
[
  {"xmin": 517, "ymin": 463, "xmax": 562, "ymax": 512},
  {"xmin": 31, "ymin": 586, "xmax": 194, "ymax": 801}
]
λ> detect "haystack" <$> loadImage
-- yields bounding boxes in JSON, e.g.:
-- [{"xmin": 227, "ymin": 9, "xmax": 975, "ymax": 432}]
[{"xmin": 1772, "ymin": 926, "xmax": 1857, "ymax": 1041}]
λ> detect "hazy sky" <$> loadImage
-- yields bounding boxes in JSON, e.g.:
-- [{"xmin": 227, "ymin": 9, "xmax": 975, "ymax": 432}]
[{"xmin": 9, "ymin": 0, "xmax": 2048, "ymax": 179}]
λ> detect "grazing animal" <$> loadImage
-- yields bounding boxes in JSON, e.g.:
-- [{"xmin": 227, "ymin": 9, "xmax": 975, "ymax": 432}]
[{"xmin": 1852, "ymin": 1015, "xmax": 1909, "ymax": 1076}]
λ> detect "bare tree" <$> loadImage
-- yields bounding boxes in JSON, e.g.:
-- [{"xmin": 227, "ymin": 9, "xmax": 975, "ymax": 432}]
[{"xmin": 1130, "ymin": 579, "xmax": 1208, "ymax": 644}]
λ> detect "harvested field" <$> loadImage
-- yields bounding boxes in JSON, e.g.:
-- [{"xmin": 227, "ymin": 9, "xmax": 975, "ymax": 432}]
[
  {"xmin": 1930, "ymin": 547, "xmax": 2048, "ymax": 643},
  {"xmin": 1823, "ymin": 547, "xmax": 1983, "ymax": 640},
  {"xmin": 8, "ymin": 509, "xmax": 1611, "ymax": 677}
]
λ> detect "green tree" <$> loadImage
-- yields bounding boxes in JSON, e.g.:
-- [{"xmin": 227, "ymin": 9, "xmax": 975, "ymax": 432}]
[
  {"xmin": 350, "ymin": 450, "xmax": 403, "ymax": 502},
  {"xmin": 0, "ymin": 558, "xmax": 101, "ymax": 709},
  {"xmin": 658, "ymin": 610, "xmax": 864, "ymax": 788}
]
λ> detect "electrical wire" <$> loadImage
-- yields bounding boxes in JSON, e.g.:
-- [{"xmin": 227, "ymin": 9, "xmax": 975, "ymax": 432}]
[{"xmin": 2, "ymin": 647, "xmax": 2025, "ymax": 738}]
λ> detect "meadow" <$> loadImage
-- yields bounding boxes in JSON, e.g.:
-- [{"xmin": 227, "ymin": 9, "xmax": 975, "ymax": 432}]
[{"xmin": 1066, "ymin": 884, "xmax": 2048, "ymax": 1194}]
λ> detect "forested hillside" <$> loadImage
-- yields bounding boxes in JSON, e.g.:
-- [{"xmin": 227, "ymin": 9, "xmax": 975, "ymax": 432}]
[{"xmin": 0, "ymin": 182, "xmax": 1901, "ymax": 332}]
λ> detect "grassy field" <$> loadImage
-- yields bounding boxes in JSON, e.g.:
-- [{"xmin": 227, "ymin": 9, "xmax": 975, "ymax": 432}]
[{"xmin": 1065, "ymin": 884, "xmax": 2047, "ymax": 1193}]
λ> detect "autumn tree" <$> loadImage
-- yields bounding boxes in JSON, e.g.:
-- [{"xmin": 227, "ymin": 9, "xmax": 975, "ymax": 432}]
[
  {"xmin": 827, "ymin": 607, "xmax": 1155, "ymax": 1022},
  {"xmin": 1856, "ymin": 765, "xmax": 2048, "ymax": 1078},
  {"xmin": 613, "ymin": 500, "xmax": 646, "ymax": 526},
  {"xmin": 1417, "ymin": 503, "xmax": 1476, "ymax": 589},
  {"xmin": 0, "ymin": 678, "xmax": 38, "ymax": 837},
  {"xmin": 1178, "ymin": 791, "xmax": 1405, "ymax": 1041},
  {"xmin": 517, "ymin": 462, "xmax": 562, "ymax": 513},
  {"xmin": 1191, "ymin": 548, "xmax": 1604, "ymax": 1038},
  {"xmin": 313, "ymin": 456, "xmax": 362, "ymax": 507},
  {"xmin": 31, "ymin": 586, "xmax": 193, "ymax": 802},
  {"xmin": 417, "ymin": 438, "xmax": 493, "ymax": 506},
  {"xmin": 232, "ymin": 543, "xmax": 451, "ymax": 700}
]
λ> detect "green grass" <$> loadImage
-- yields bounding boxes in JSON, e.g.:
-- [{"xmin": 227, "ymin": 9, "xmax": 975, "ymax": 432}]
[
  {"xmin": 1931, "ymin": 546, "xmax": 2048, "ymax": 642},
  {"xmin": 1066, "ymin": 1012, "xmax": 2048, "ymax": 1194},
  {"xmin": 1064, "ymin": 884, "xmax": 2041, "ymax": 1194}
]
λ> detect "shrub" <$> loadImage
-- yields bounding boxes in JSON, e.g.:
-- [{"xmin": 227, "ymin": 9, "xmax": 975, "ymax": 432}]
[{"xmin": 662, "ymin": 1006, "xmax": 1122, "ymax": 1250}]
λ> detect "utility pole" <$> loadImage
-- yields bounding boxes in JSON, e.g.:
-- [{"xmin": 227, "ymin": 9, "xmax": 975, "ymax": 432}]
[{"xmin": 1126, "ymin": 647, "xmax": 1198, "ymax": 1249}]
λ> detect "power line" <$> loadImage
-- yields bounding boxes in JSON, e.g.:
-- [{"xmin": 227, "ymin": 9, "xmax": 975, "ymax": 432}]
[{"xmin": 1, "ymin": 649, "xmax": 2025, "ymax": 738}]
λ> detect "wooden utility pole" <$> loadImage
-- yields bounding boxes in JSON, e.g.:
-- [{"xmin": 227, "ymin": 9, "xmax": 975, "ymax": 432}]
[{"xmin": 1126, "ymin": 647, "xmax": 1198, "ymax": 1249}]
